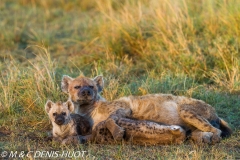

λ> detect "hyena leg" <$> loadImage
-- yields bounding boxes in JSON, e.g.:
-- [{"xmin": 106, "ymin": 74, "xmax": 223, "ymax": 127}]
[
  {"xmin": 118, "ymin": 118, "xmax": 186, "ymax": 145},
  {"xmin": 178, "ymin": 106, "xmax": 221, "ymax": 144},
  {"xmin": 87, "ymin": 121, "xmax": 115, "ymax": 144},
  {"xmin": 105, "ymin": 108, "xmax": 132, "ymax": 141}
]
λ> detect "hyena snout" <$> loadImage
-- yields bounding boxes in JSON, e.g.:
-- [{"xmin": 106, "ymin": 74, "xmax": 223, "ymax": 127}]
[
  {"xmin": 55, "ymin": 115, "xmax": 65, "ymax": 125},
  {"xmin": 78, "ymin": 87, "xmax": 93, "ymax": 97}
]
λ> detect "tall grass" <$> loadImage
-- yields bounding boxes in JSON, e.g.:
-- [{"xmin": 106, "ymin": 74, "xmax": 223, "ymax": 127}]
[
  {"xmin": 1, "ymin": 0, "xmax": 240, "ymax": 92},
  {"xmin": 0, "ymin": 46, "xmax": 63, "ymax": 115}
]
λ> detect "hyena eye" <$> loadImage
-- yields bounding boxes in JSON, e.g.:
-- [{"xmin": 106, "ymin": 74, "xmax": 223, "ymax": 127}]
[
  {"xmin": 62, "ymin": 112, "xmax": 66, "ymax": 116},
  {"xmin": 74, "ymin": 86, "xmax": 81, "ymax": 89},
  {"xmin": 53, "ymin": 113, "xmax": 57, "ymax": 116}
]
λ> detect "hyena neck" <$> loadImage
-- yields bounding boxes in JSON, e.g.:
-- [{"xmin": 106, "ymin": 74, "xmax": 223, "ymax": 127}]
[{"xmin": 75, "ymin": 103, "xmax": 95, "ymax": 117}]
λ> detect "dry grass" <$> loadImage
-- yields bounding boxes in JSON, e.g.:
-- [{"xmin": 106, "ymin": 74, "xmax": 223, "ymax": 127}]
[{"xmin": 0, "ymin": 0, "xmax": 240, "ymax": 159}]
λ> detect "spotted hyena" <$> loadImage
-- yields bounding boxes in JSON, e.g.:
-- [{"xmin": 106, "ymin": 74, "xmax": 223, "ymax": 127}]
[
  {"xmin": 61, "ymin": 75, "xmax": 232, "ymax": 144},
  {"xmin": 45, "ymin": 100, "xmax": 91, "ymax": 145}
]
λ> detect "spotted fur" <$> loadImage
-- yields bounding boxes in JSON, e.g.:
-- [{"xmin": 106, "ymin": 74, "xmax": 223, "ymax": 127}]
[
  {"xmin": 62, "ymin": 75, "xmax": 232, "ymax": 144},
  {"xmin": 45, "ymin": 100, "xmax": 91, "ymax": 145},
  {"xmin": 87, "ymin": 117, "xmax": 186, "ymax": 145}
]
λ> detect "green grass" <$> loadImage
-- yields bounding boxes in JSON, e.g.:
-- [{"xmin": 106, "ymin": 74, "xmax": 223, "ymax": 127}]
[{"xmin": 0, "ymin": 0, "xmax": 240, "ymax": 159}]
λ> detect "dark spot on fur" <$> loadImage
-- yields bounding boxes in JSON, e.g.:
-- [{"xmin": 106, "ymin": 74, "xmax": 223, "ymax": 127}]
[
  {"xmin": 189, "ymin": 115, "xmax": 195, "ymax": 119},
  {"xmin": 204, "ymin": 124, "xmax": 209, "ymax": 127},
  {"xmin": 196, "ymin": 117, "xmax": 204, "ymax": 122},
  {"xmin": 164, "ymin": 95, "xmax": 173, "ymax": 100}
]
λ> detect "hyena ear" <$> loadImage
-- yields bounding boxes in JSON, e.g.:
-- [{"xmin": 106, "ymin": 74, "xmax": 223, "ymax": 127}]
[
  {"xmin": 61, "ymin": 75, "xmax": 73, "ymax": 93},
  {"xmin": 93, "ymin": 75, "xmax": 104, "ymax": 92},
  {"xmin": 45, "ymin": 100, "xmax": 54, "ymax": 113},
  {"xmin": 66, "ymin": 100, "xmax": 74, "ymax": 113}
]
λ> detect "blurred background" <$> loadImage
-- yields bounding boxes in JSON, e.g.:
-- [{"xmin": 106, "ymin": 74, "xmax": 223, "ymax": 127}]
[{"xmin": 1, "ymin": 0, "xmax": 240, "ymax": 92}]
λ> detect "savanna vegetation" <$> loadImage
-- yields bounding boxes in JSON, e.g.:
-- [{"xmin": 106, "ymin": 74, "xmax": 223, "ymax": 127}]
[{"xmin": 0, "ymin": 0, "xmax": 240, "ymax": 159}]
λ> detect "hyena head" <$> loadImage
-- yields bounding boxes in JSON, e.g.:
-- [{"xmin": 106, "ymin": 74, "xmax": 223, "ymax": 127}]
[
  {"xmin": 45, "ymin": 100, "xmax": 74, "ymax": 125},
  {"xmin": 61, "ymin": 75, "xmax": 104, "ymax": 106}
]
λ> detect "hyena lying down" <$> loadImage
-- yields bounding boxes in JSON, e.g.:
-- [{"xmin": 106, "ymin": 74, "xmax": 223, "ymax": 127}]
[
  {"xmin": 45, "ymin": 100, "xmax": 186, "ymax": 145},
  {"xmin": 61, "ymin": 75, "xmax": 232, "ymax": 144}
]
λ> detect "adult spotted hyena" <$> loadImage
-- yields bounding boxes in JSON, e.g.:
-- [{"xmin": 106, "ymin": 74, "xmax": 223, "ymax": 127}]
[
  {"xmin": 61, "ymin": 75, "xmax": 232, "ymax": 144},
  {"xmin": 61, "ymin": 75, "xmax": 186, "ymax": 145}
]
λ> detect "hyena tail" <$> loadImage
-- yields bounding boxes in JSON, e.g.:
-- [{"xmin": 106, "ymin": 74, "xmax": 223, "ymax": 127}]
[{"xmin": 219, "ymin": 118, "xmax": 232, "ymax": 138}]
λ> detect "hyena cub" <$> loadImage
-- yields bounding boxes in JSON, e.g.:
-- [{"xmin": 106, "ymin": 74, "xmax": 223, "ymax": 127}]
[{"xmin": 45, "ymin": 100, "xmax": 91, "ymax": 145}]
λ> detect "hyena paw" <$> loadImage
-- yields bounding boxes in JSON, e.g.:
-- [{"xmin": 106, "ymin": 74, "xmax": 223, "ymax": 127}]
[
  {"xmin": 170, "ymin": 125, "xmax": 184, "ymax": 135},
  {"xmin": 202, "ymin": 132, "xmax": 213, "ymax": 144},
  {"xmin": 112, "ymin": 127, "xmax": 125, "ymax": 141},
  {"xmin": 211, "ymin": 129, "xmax": 222, "ymax": 144},
  {"xmin": 191, "ymin": 131, "xmax": 213, "ymax": 144}
]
